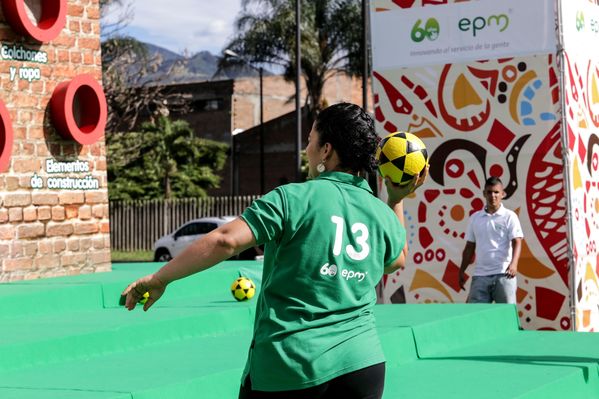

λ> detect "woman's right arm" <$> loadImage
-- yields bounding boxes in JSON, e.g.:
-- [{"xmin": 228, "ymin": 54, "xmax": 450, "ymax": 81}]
[
  {"xmin": 122, "ymin": 218, "xmax": 256, "ymax": 310},
  {"xmin": 384, "ymin": 167, "xmax": 428, "ymax": 274}
]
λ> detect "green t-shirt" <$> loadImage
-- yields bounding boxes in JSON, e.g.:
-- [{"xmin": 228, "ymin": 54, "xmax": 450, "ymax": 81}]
[{"xmin": 240, "ymin": 171, "xmax": 405, "ymax": 391}]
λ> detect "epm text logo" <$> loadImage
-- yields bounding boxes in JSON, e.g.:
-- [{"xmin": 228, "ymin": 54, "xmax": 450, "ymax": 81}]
[
  {"xmin": 459, "ymin": 13, "xmax": 509, "ymax": 37},
  {"xmin": 411, "ymin": 18, "xmax": 440, "ymax": 42}
]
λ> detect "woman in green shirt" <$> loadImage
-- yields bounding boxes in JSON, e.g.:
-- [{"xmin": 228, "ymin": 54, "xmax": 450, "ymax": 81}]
[{"xmin": 123, "ymin": 103, "xmax": 426, "ymax": 398}]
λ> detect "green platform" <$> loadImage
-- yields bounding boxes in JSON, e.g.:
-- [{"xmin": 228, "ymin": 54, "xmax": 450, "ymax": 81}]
[{"xmin": 0, "ymin": 262, "xmax": 598, "ymax": 398}]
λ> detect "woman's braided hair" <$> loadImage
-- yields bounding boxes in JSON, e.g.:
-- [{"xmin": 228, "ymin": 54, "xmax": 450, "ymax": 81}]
[{"xmin": 315, "ymin": 103, "xmax": 379, "ymax": 174}]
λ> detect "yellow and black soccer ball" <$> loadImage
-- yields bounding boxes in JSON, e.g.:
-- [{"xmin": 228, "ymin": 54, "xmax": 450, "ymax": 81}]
[
  {"xmin": 231, "ymin": 277, "xmax": 256, "ymax": 302},
  {"xmin": 376, "ymin": 131, "xmax": 428, "ymax": 186}
]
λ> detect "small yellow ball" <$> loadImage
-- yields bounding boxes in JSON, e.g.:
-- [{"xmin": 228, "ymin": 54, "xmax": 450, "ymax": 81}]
[
  {"xmin": 376, "ymin": 131, "xmax": 428, "ymax": 186},
  {"xmin": 139, "ymin": 292, "xmax": 149, "ymax": 304},
  {"xmin": 231, "ymin": 277, "xmax": 256, "ymax": 302}
]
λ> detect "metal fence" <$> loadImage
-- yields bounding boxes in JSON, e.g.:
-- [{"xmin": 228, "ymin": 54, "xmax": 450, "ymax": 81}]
[{"xmin": 109, "ymin": 196, "xmax": 261, "ymax": 251}]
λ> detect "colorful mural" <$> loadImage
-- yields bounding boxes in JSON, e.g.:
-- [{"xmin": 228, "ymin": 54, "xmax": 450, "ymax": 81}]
[
  {"xmin": 561, "ymin": 0, "xmax": 599, "ymax": 332},
  {"xmin": 371, "ymin": 0, "xmax": 573, "ymax": 330}
]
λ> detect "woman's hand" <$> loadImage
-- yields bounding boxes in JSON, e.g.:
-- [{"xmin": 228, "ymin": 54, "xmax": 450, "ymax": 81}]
[
  {"xmin": 386, "ymin": 165, "xmax": 429, "ymax": 206},
  {"xmin": 122, "ymin": 273, "xmax": 167, "ymax": 311}
]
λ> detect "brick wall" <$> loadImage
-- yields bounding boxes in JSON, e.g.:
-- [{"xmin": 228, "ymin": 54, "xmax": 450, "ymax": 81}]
[{"xmin": 0, "ymin": 0, "xmax": 110, "ymax": 281}]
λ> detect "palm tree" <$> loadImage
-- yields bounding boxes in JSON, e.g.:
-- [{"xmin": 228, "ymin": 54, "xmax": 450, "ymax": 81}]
[{"xmin": 222, "ymin": 0, "xmax": 364, "ymax": 114}]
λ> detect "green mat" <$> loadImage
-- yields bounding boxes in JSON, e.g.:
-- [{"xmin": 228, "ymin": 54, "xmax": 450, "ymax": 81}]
[{"xmin": 0, "ymin": 261, "xmax": 597, "ymax": 398}]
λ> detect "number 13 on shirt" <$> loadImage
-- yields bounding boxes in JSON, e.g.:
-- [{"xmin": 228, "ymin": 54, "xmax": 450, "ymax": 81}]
[{"xmin": 330, "ymin": 215, "xmax": 370, "ymax": 261}]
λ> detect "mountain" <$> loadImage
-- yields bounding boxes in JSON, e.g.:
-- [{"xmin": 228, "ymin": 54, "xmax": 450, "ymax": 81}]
[{"xmin": 133, "ymin": 42, "xmax": 268, "ymax": 85}]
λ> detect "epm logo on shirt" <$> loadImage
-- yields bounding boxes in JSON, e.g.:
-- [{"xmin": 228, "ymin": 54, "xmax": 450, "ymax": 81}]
[
  {"xmin": 320, "ymin": 263, "xmax": 368, "ymax": 282},
  {"xmin": 319, "ymin": 215, "xmax": 370, "ymax": 283}
]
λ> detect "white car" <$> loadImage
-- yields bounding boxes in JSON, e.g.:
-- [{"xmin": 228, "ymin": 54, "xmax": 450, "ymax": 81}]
[{"xmin": 153, "ymin": 216, "xmax": 236, "ymax": 261}]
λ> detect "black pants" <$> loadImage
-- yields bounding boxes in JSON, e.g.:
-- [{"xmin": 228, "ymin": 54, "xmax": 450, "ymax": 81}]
[{"xmin": 238, "ymin": 362, "xmax": 385, "ymax": 399}]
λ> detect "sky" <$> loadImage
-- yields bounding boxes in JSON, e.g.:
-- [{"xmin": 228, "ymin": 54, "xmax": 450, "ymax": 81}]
[{"xmin": 101, "ymin": 0, "xmax": 244, "ymax": 56}]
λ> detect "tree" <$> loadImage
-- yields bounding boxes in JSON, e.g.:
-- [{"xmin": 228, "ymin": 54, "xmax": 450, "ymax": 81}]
[
  {"xmin": 222, "ymin": 0, "xmax": 364, "ymax": 114},
  {"xmin": 107, "ymin": 117, "xmax": 229, "ymax": 200},
  {"xmin": 100, "ymin": 1, "xmax": 189, "ymax": 133}
]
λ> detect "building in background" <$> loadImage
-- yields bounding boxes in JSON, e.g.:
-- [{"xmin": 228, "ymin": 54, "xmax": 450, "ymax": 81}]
[{"xmin": 163, "ymin": 71, "xmax": 371, "ymax": 195}]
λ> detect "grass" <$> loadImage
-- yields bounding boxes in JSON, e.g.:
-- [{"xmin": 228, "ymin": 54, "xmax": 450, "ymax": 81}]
[{"xmin": 111, "ymin": 250, "xmax": 154, "ymax": 262}]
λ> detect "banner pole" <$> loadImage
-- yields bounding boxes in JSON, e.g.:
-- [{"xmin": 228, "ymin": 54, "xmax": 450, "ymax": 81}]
[{"xmin": 555, "ymin": 0, "xmax": 577, "ymax": 332}]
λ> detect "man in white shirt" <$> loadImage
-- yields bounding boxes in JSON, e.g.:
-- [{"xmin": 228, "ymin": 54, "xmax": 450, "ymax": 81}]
[{"xmin": 458, "ymin": 176, "xmax": 523, "ymax": 303}]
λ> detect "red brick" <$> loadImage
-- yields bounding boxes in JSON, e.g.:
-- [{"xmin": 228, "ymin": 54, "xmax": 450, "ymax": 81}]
[
  {"xmin": 23, "ymin": 206, "xmax": 37, "ymax": 222},
  {"xmin": 11, "ymin": 92, "xmax": 37, "ymax": 107},
  {"xmin": 10, "ymin": 241, "xmax": 23, "ymax": 256},
  {"xmin": 68, "ymin": 4, "xmax": 85, "ymax": 17},
  {"xmin": 0, "ymin": 243, "xmax": 9, "ymax": 257},
  {"xmin": 92, "ymin": 237, "xmax": 104, "ymax": 249},
  {"xmin": 19, "ymin": 176, "xmax": 32, "ymax": 188},
  {"xmin": 0, "ymin": 225, "xmax": 15, "ymax": 240},
  {"xmin": 61, "ymin": 253, "xmax": 87, "ymax": 267},
  {"xmin": 17, "ymin": 79, "xmax": 30, "ymax": 91},
  {"xmin": 90, "ymin": 249, "xmax": 110, "ymax": 264},
  {"xmin": 18, "ymin": 110, "xmax": 33, "ymax": 123},
  {"xmin": 23, "ymin": 242, "xmax": 37, "ymax": 256},
  {"xmin": 99, "ymin": 221, "xmax": 110, "ymax": 234},
  {"xmin": 57, "ymin": 49, "xmax": 69, "ymax": 62},
  {"xmin": 53, "ymin": 239, "xmax": 67, "ymax": 254},
  {"xmin": 67, "ymin": 239, "xmax": 80, "ymax": 252},
  {"xmin": 46, "ymin": 223, "xmax": 73, "ymax": 237},
  {"xmin": 52, "ymin": 206, "xmax": 66, "ymax": 221},
  {"xmin": 9, "ymin": 207, "xmax": 23, "ymax": 222},
  {"xmin": 4, "ymin": 192, "xmax": 31, "ymax": 207},
  {"xmin": 0, "ymin": 209, "xmax": 8, "ymax": 223},
  {"xmin": 5, "ymin": 177, "xmax": 19, "ymax": 191},
  {"xmin": 70, "ymin": 51, "xmax": 82, "ymax": 64},
  {"xmin": 79, "ymin": 205, "xmax": 92, "ymax": 220},
  {"xmin": 69, "ymin": 21, "xmax": 81, "ymax": 32},
  {"xmin": 65, "ymin": 205, "xmax": 78, "ymax": 219},
  {"xmin": 45, "ymin": 80, "xmax": 57, "ymax": 93},
  {"xmin": 30, "ymin": 80, "xmax": 44, "ymax": 94},
  {"xmin": 59, "ymin": 192, "xmax": 85, "ymax": 205},
  {"xmin": 52, "ymin": 64, "xmax": 77, "ymax": 78},
  {"xmin": 94, "ymin": 159, "xmax": 106, "ymax": 171},
  {"xmin": 38, "ymin": 240, "xmax": 52, "ymax": 255},
  {"xmin": 18, "ymin": 223, "xmax": 45, "ymax": 239},
  {"xmin": 86, "ymin": 6, "xmax": 100, "ymax": 20},
  {"xmin": 12, "ymin": 159, "xmax": 41, "ymax": 173},
  {"xmin": 78, "ymin": 37, "xmax": 100, "ymax": 50},
  {"xmin": 21, "ymin": 143, "xmax": 35, "ymax": 156},
  {"xmin": 40, "ymin": 65, "xmax": 53, "ymax": 79},
  {"xmin": 3, "ymin": 257, "xmax": 33, "ymax": 272},
  {"xmin": 38, "ymin": 206, "xmax": 51, "ymax": 220},
  {"xmin": 34, "ymin": 255, "xmax": 60, "ymax": 269},
  {"xmin": 74, "ymin": 221, "xmax": 98, "ymax": 235},
  {"xmin": 92, "ymin": 205, "xmax": 104, "ymax": 218},
  {"xmin": 14, "ymin": 127, "xmax": 27, "ymax": 140},
  {"xmin": 84, "ymin": 191, "xmax": 107, "ymax": 204},
  {"xmin": 82, "ymin": 52, "xmax": 94, "ymax": 65},
  {"xmin": 32, "ymin": 192, "xmax": 59, "ymax": 206},
  {"xmin": 81, "ymin": 21, "xmax": 92, "ymax": 34},
  {"xmin": 80, "ymin": 238, "xmax": 92, "ymax": 251}
]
